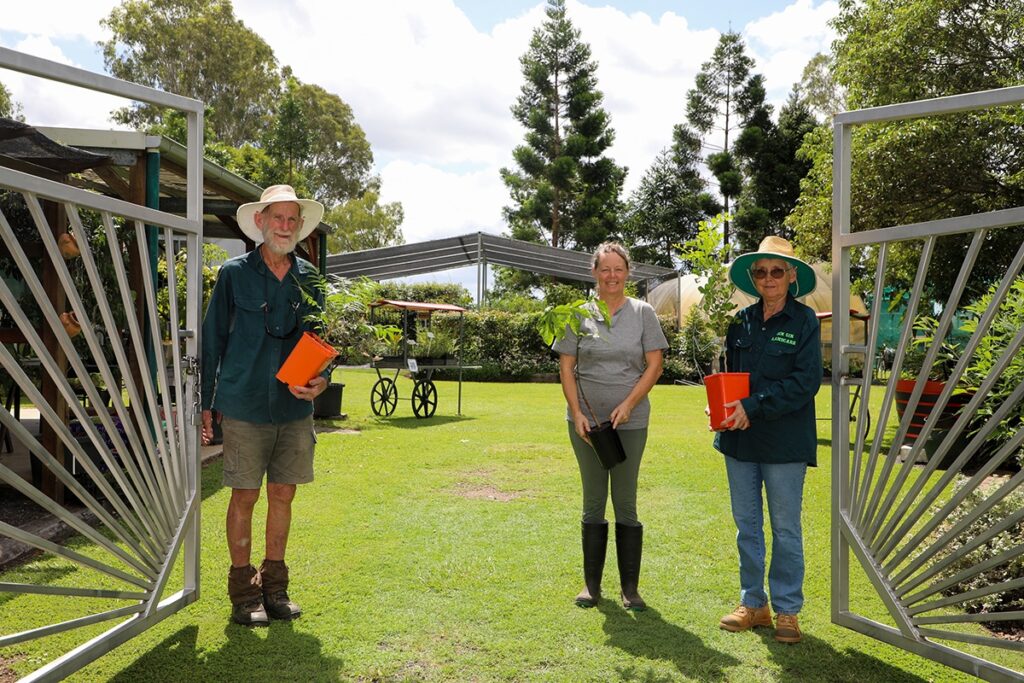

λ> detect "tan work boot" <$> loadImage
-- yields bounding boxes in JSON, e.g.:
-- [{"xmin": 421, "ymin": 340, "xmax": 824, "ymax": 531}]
[
  {"xmin": 260, "ymin": 559, "xmax": 301, "ymax": 620},
  {"xmin": 774, "ymin": 613, "xmax": 802, "ymax": 643},
  {"xmin": 228, "ymin": 564, "xmax": 269, "ymax": 626},
  {"xmin": 719, "ymin": 604, "xmax": 772, "ymax": 632}
]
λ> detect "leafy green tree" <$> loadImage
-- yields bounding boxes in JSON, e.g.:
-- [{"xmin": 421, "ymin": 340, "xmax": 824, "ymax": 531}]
[
  {"xmin": 289, "ymin": 76, "xmax": 376, "ymax": 206},
  {"xmin": 787, "ymin": 0, "xmax": 1024, "ymax": 300},
  {"xmin": 794, "ymin": 52, "xmax": 845, "ymax": 120},
  {"xmin": 623, "ymin": 125, "xmax": 720, "ymax": 267},
  {"xmin": 500, "ymin": 0, "xmax": 626, "ymax": 252},
  {"xmin": 732, "ymin": 92, "xmax": 818, "ymax": 251},
  {"xmin": 100, "ymin": 0, "xmax": 280, "ymax": 146},
  {"xmin": 686, "ymin": 31, "xmax": 762, "ymax": 248},
  {"xmin": 0, "ymin": 81, "xmax": 23, "ymax": 120},
  {"xmin": 323, "ymin": 190, "xmax": 404, "ymax": 253},
  {"xmin": 266, "ymin": 78, "xmax": 311, "ymax": 184}
]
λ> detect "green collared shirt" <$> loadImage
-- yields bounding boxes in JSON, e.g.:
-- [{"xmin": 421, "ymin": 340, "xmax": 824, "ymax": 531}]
[
  {"xmin": 714, "ymin": 295, "xmax": 822, "ymax": 465},
  {"xmin": 201, "ymin": 249, "xmax": 325, "ymax": 424}
]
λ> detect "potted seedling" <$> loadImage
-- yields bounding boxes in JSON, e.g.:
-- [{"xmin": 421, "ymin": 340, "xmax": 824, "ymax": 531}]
[
  {"xmin": 537, "ymin": 298, "xmax": 626, "ymax": 469},
  {"xmin": 678, "ymin": 215, "xmax": 744, "ymax": 430},
  {"xmin": 282, "ymin": 274, "xmax": 397, "ymax": 418}
]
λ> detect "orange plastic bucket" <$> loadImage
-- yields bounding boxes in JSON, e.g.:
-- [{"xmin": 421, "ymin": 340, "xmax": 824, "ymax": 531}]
[
  {"xmin": 276, "ymin": 331, "xmax": 338, "ymax": 387},
  {"xmin": 704, "ymin": 372, "xmax": 750, "ymax": 430}
]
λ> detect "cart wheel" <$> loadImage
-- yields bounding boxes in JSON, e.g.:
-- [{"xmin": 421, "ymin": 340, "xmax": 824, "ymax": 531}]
[
  {"xmin": 411, "ymin": 379, "xmax": 437, "ymax": 418},
  {"xmin": 371, "ymin": 378, "xmax": 398, "ymax": 416}
]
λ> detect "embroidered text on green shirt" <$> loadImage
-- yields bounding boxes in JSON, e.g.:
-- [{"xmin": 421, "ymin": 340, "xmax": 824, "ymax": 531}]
[{"xmin": 770, "ymin": 331, "xmax": 798, "ymax": 346}]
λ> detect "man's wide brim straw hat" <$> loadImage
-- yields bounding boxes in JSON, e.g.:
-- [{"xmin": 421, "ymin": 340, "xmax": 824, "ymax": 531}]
[
  {"xmin": 728, "ymin": 235, "xmax": 817, "ymax": 299},
  {"xmin": 236, "ymin": 184, "xmax": 324, "ymax": 244}
]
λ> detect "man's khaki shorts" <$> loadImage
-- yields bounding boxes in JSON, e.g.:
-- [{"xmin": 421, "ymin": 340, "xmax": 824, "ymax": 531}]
[{"xmin": 221, "ymin": 415, "xmax": 316, "ymax": 489}]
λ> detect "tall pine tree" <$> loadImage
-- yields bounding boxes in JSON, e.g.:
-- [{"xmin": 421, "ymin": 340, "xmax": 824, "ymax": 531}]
[
  {"xmin": 623, "ymin": 125, "xmax": 720, "ymax": 268},
  {"xmin": 500, "ymin": 0, "xmax": 625, "ymax": 252},
  {"xmin": 731, "ymin": 90, "xmax": 817, "ymax": 251},
  {"xmin": 685, "ymin": 31, "xmax": 762, "ymax": 248}
]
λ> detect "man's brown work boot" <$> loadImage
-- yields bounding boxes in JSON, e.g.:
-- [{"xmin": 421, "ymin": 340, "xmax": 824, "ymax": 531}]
[
  {"xmin": 719, "ymin": 604, "xmax": 772, "ymax": 632},
  {"xmin": 228, "ymin": 564, "xmax": 269, "ymax": 627},
  {"xmin": 774, "ymin": 613, "xmax": 802, "ymax": 643},
  {"xmin": 260, "ymin": 559, "xmax": 301, "ymax": 620}
]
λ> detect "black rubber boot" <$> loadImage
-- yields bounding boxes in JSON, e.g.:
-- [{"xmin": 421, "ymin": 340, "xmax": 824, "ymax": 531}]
[
  {"xmin": 260, "ymin": 559, "xmax": 301, "ymax": 620},
  {"xmin": 616, "ymin": 522, "xmax": 646, "ymax": 611},
  {"xmin": 575, "ymin": 521, "xmax": 608, "ymax": 607},
  {"xmin": 228, "ymin": 564, "xmax": 269, "ymax": 626}
]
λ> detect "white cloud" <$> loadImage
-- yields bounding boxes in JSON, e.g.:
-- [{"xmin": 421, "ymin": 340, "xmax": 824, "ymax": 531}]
[
  {"xmin": 2, "ymin": 2, "xmax": 111, "ymax": 42},
  {"xmin": 379, "ymin": 159, "xmax": 508, "ymax": 244},
  {"xmin": 745, "ymin": 0, "xmax": 839, "ymax": 101},
  {"xmin": 0, "ymin": 36, "xmax": 126, "ymax": 129}
]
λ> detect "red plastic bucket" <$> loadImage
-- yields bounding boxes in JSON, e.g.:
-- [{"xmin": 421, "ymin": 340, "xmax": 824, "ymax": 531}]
[
  {"xmin": 704, "ymin": 372, "xmax": 750, "ymax": 430},
  {"xmin": 276, "ymin": 331, "xmax": 338, "ymax": 387}
]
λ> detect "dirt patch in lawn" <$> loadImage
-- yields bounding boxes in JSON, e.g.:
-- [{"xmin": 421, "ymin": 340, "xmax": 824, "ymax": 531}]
[
  {"xmin": 450, "ymin": 483, "xmax": 521, "ymax": 502},
  {"xmin": 1, "ymin": 653, "xmax": 25, "ymax": 683}
]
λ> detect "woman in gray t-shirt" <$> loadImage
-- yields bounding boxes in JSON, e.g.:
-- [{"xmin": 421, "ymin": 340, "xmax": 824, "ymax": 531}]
[{"xmin": 551, "ymin": 242, "xmax": 668, "ymax": 611}]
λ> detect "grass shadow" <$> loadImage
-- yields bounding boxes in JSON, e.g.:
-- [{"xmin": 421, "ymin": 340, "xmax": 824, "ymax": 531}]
[
  {"xmin": 372, "ymin": 415, "xmax": 475, "ymax": 430},
  {"xmin": 755, "ymin": 630, "xmax": 930, "ymax": 683},
  {"xmin": 109, "ymin": 620, "xmax": 344, "ymax": 682},
  {"xmin": 598, "ymin": 601, "xmax": 739, "ymax": 681},
  {"xmin": 200, "ymin": 458, "xmax": 224, "ymax": 501}
]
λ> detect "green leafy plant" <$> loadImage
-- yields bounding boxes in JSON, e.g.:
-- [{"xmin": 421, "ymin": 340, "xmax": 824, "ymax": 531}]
[
  {"xmin": 901, "ymin": 314, "xmax": 963, "ymax": 382},
  {"xmin": 410, "ymin": 327, "xmax": 456, "ymax": 359},
  {"xmin": 677, "ymin": 213, "xmax": 736, "ymax": 371},
  {"xmin": 959, "ymin": 277, "xmax": 1024, "ymax": 468},
  {"xmin": 934, "ymin": 480, "xmax": 1024, "ymax": 630},
  {"xmin": 299, "ymin": 274, "xmax": 400, "ymax": 366},
  {"xmin": 536, "ymin": 298, "xmax": 611, "ymax": 347}
]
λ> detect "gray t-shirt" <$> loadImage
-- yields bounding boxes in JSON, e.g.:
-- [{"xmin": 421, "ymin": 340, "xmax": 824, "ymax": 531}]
[{"xmin": 551, "ymin": 298, "xmax": 669, "ymax": 430}]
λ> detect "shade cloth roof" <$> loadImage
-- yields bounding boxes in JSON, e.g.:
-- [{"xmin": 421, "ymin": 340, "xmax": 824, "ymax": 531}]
[
  {"xmin": 0, "ymin": 118, "xmax": 111, "ymax": 175},
  {"xmin": 325, "ymin": 232, "xmax": 676, "ymax": 285}
]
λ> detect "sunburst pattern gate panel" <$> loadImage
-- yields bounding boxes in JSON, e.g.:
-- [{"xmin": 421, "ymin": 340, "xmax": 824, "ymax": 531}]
[
  {"xmin": 832, "ymin": 85, "xmax": 1024, "ymax": 682},
  {"xmin": 0, "ymin": 48, "xmax": 204, "ymax": 681}
]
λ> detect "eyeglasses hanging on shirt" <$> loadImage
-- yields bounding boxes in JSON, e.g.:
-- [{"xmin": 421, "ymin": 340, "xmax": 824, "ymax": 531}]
[{"xmin": 263, "ymin": 275, "xmax": 301, "ymax": 340}]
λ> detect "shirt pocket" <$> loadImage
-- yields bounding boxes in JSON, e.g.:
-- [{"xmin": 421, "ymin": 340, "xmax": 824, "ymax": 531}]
[
  {"xmin": 730, "ymin": 336, "xmax": 753, "ymax": 371},
  {"xmin": 762, "ymin": 344, "xmax": 796, "ymax": 380},
  {"xmin": 229, "ymin": 295, "xmax": 266, "ymax": 346}
]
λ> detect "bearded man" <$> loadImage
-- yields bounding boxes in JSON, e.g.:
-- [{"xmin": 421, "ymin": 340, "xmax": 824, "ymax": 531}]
[{"xmin": 201, "ymin": 185, "xmax": 328, "ymax": 626}]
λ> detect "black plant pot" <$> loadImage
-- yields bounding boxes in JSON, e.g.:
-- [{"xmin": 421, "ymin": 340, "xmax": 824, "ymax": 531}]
[
  {"xmin": 313, "ymin": 382, "xmax": 345, "ymax": 418},
  {"xmin": 589, "ymin": 422, "xmax": 626, "ymax": 469}
]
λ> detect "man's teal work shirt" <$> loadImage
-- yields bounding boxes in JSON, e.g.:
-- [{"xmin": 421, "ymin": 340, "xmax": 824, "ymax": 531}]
[
  {"xmin": 201, "ymin": 249, "xmax": 325, "ymax": 424},
  {"xmin": 714, "ymin": 295, "xmax": 821, "ymax": 466}
]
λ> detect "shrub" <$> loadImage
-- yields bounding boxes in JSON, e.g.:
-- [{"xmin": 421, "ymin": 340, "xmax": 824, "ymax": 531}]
[
  {"xmin": 432, "ymin": 309, "xmax": 557, "ymax": 381},
  {"xmin": 371, "ymin": 281, "xmax": 472, "ymax": 308},
  {"xmin": 960, "ymin": 277, "xmax": 1024, "ymax": 469},
  {"xmin": 933, "ymin": 479, "xmax": 1024, "ymax": 633}
]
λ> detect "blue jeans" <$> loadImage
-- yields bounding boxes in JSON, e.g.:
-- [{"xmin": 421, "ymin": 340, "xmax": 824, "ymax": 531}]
[{"xmin": 724, "ymin": 456, "xmax": 807, "ymax": 615}]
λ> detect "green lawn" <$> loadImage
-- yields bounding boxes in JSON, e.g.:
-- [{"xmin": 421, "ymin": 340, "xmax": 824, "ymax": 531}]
[{"xmin": 1, "ymin": 370, "xmax": 1018, "ymax": 681}]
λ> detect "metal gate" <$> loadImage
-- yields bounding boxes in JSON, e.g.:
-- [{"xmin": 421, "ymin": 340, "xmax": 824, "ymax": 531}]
[
  {"xmin": 0, "ymin": 49, "xmax": 204, "ymax": 680},
  {"xmin": 832, "ymin": 85, "xmax": 1024, "ymax": 681}
]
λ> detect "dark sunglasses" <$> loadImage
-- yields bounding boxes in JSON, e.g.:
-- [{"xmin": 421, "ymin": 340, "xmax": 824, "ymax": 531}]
[
  {"xmin": 262, "ymin": 300, "xmax": 300, "ymax": 340},
  {"xmin": 750, "ymin": 266, "xmax": 792, "ymax": 280}
]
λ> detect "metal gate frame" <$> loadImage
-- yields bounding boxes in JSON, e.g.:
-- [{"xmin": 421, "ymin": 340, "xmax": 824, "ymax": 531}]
[
  {"xmin": 0, "ymin": 48, "xmax": 203, "ymax": 680},
  {"xmin": 832, "ymin": 85, "xmax": 1024, "ymax": 681}
]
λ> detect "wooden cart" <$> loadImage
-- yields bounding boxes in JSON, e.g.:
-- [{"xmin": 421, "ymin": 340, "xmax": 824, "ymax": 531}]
[{"xmin": 367, "ymin": 299, "xmax": 473, "ymax": 418}]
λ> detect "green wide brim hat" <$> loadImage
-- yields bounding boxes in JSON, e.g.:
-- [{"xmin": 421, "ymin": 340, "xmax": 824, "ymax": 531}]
[{"xmin": 728, "ymin": 235, "xmax": 817, "ymax": 299}]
